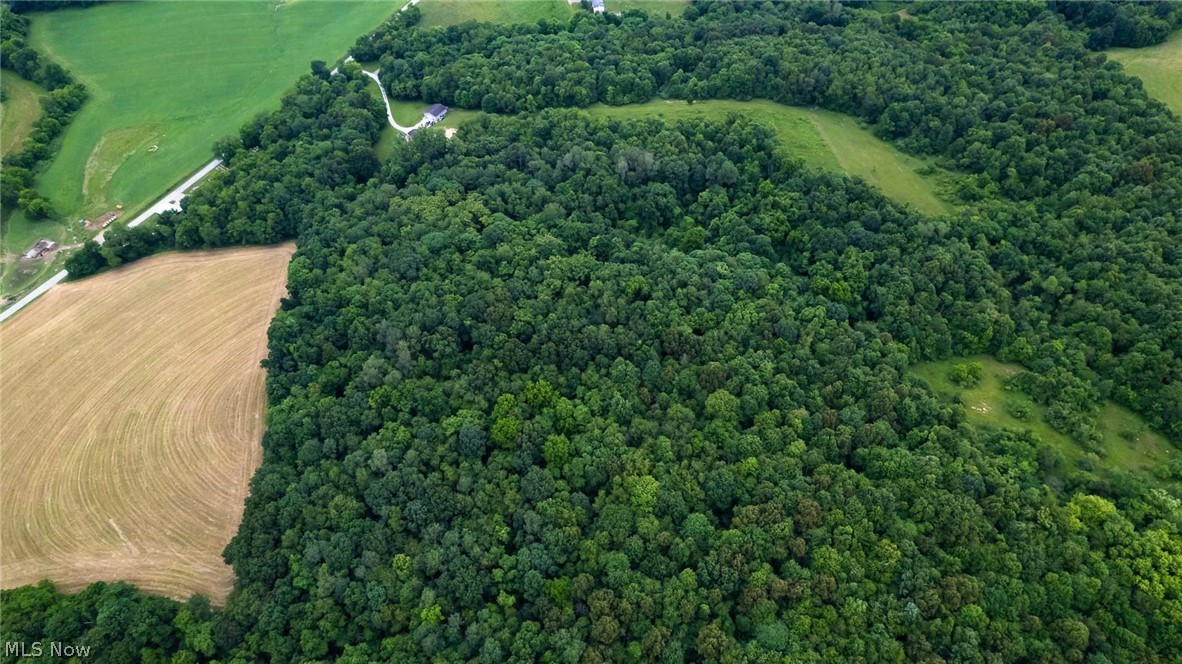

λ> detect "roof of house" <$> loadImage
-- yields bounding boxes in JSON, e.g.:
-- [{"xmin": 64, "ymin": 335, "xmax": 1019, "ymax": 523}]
[
  {"xmin": 426, "ymin": 103, "xmax": 448, "ymax": 117},
  {"xmin": 592, "ymin": 0, "xmax": 604, "ymax": 7}
]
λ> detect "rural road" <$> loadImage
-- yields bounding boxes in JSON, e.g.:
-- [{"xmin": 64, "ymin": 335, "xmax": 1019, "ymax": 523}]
[
  {"xmin": 128, "ymin": 159, "xmax": 222, "ymax": 229},
  {"xmin": 0, "ymin": 270, "xmax": 68, "ymax": 324},
  {"xmin": 329, "ymin": 55, "xmax": 355, "ymax": 76},
  {"xmin": 0, "ymin": 158, "xmax": 222, "ymax": 324},
  {"xmin": 351, "ymin": 0, "xmax": 425, "ymax": 135},
  {"xmin": 97, "ymin": 158, "xmax": 223, "ymax": 243}
]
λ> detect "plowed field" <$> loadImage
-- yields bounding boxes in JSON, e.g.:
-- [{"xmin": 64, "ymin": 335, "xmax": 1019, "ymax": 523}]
[{"xmin": 0, "ymin": 245, "xmax": 293, "ymax": 603}]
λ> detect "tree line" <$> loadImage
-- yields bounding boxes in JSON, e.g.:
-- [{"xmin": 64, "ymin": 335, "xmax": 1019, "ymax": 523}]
[
  {"xmin": 1051, "ymin": 0, "xmax": 1182, "ymax": 49},
  {"xmin": 0, "ymin": 3, "xmax": 87, "ymax": 218},
  {"xmin": 6, "ymin": 2, "xmax": 1182, "ymax": 662}
]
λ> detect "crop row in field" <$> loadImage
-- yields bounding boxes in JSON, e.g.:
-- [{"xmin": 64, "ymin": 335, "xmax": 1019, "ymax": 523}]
[{"xmin": 0, "ymin": 245, "xmax": 294, "ymax": 603}]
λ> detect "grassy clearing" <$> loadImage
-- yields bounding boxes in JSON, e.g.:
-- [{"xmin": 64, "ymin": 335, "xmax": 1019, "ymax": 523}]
[
  {"xmin": 911, "ymin": 356, "xmax": 1177, "ymax": 481},
  {"xmin": 417, "ymin": 0, "xmax": 575, "ymax": 27},
  {"xmin": 376, "ymin": 108, "xmax": 484, "ymax": 158},
  {"xmin": 22, "ymin": 0, "xmax": 395, "ymax": 235},
  {"xmin": 0, "ymin": 244, "xmax": 294, "ymax": 603},
  {"xmin": 414, "ymin": 0, "xmax": 686, "ymax": 26},
  {"xmin": 0, "ymin": 75, "xmax": 44, "ymax": 159},
  {"xmin": 911, "ymin": 357, "xmax": 1069, "ymax": 446},
  {"xmin": 368, "ymin": 88, "xmax": 483, "ymax": 160},
  {"xmin": 389, "ymin": 98, "xmax": 429, "ymax": 126},
  {"xmin": 587, "ymin": 99, "xmax": 952, "ymax": 216},
  {"xmin": 1107, "ymin": 30, "xmax": 1182, "ymax": 117},
  {"xmin": 1, "ymin": 208, "xmax": 70, "ymax": 262},
  {"xmin": 612, "ymin": 0, "xmax": 689, "ymax": 17},
  {"xmin": 375, "ymin": 122, "xmax": 403, "ymax": 162},
  {"xmin": 364, "ymin": 77, "xmax": 433, "ymax": 126},
  {"xmin": 1096, "ymin": 402, "xmax": 1174, "ymax": 476},
  {"xmin": 436, "ymin": 107, "xmax": 482, "ymax": 131}
]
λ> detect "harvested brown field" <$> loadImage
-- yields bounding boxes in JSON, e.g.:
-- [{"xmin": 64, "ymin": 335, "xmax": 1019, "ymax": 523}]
[{"xmin": 0, "ymin": 244, "xmax": 294, "ymax": 603}]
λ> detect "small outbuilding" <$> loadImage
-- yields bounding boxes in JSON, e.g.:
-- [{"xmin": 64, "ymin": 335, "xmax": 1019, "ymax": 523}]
[
  {"xmin": 592, "ymin": 0, "xmax": 605, "ymax": 14},
  {"xmin": 424, "ymin": 103, "xmax": 449, "ymax": 124},
  {"xmin": 24, "ymin": 239, "xmax": 57, "ymax": 259}
]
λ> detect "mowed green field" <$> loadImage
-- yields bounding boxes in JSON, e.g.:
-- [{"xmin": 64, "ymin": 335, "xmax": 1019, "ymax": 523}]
[
  {"xmin": 911, "ymin": 356, "xmax": 1177, "ymax": 482},
  {"xmin": 415, "ymin": 0, "xmax": 686, "ymax": 27},
  {"xmin": 1107, "ymin": 30, "xmax": 1182, "ymax": 117},
  {"xmin": 612, "ymin": 0, "xmax": 688, "ymax": 17},
  {"xmin": 0, "ymin": 75, "xmax": 44, "ymax": 159},
  {"xmin": 587, "ymin": 100, "xmax": 952, "ymax": 215},
  {"xmin": 26, "ymin": 1, "xmax": 397, "ymax": 225},
  {"xmin": 417, "ymin": 0, "xmax": 574, "ymax": 27}
]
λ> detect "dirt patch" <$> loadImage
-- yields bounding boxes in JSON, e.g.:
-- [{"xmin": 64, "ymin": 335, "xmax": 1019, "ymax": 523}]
[
  {"xmin": 84, "ymin": 209, "xmax": 122, "ymax": 232},
  {"xmin": 82, "ymin": 125, "xmax": 163, "ymax": 210}
]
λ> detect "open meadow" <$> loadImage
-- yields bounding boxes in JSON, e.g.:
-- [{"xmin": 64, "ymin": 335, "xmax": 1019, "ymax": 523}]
[
  {"xmin": 0, "ymin": 244, "xmax": 294, "ymax": 603},
  {"xmin": 911, "ymin": 356, "xmax": 1177, "ymax": 483},
  {"xmin": 0, "ymin": 74, "xmax": 43, "ymax": 159},
  {"xmin": 415, "ymin": 0, "xmax": 687, "ymax": 27},
  {"xmin": 5, "ymin": 1, "xmax": 394, "ymax": 278},
  {"xmin": 417, "ymin": 0, "xmax": 574, "ymax": 27},
  {"xmin": 611, "ymin": 0, "xmax": 689, "ymax": 17},
  {"xmin": 1107, "ymin": 29, "xmax": 1182, "ymax": 117}
]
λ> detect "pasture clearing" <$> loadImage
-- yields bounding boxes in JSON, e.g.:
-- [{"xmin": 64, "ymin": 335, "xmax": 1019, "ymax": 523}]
[
  {"xmin": 0, "ymin": 244, "xmax": 294, "ymax": 603},
  {"xmin": 414, "ymin": 0, "xmax": 686, "ymax": 26},
  {"xmin": 375, "ymin": 122, "xmax": 403, "ymax": 161},
  {"xmin": 417, "ymin": 0, "xmax": 574, "ymax": 27},
  {"xmin": 587, "ymin": 100, "xmax": 952, "ymax": 215},
  {"xmin": 1107, "ymin": 30, "xmax": 1182, "ymax": 117},
  {"xmin": 911, "ymin": 356, "xmax": 1176, "ymax": 482},
  {"xmin": 23, "ymin": 1, "xmax": 396, "ymax": 234},
  {"xmin": 389, "ymin": 98, "xmax": 429, "ymax": 127},
  {"xmin": 612, "ymin": 0, "xmax": 689, "ymax": 17},
  {"xmin": 0, "ymin": 75, "xmax": 43, "ymax": 159},
  {"xmin": 372, "ymin": 101, "xmax": 480, "ymax": 160}
]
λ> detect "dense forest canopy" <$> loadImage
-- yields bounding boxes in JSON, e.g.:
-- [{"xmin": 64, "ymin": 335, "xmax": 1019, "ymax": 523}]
[
  {"xmin": 6, "ymin": 2, "xmax": 1182, "ymax": 663},
  {"xmin": 356, "ymin": 0, "xmax": 1182, "ymax": 444},
  {"xmin": 1051, "ymin": 0, "xmax": 1182, "ymax": 49}
]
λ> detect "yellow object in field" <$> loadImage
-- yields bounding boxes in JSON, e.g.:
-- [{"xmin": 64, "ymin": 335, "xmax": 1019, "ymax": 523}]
[{"xmin": 115, "ymin": 204, "xmax": 123, "ymax": 210}]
